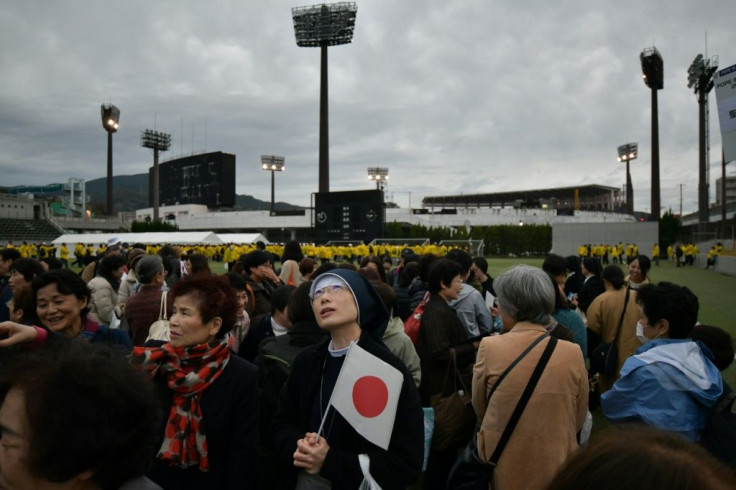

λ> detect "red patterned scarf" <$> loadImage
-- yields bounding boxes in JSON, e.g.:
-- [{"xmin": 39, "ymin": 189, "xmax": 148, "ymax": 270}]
[{"xmin": 132, "ymin": 336, "xmax": 232, "ymax": 471}]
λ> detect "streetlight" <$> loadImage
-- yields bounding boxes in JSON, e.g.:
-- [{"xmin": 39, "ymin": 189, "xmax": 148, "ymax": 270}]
[
  {"xmin": 687, "ymin": 53, "xmax": 719, "ymax": 224},
  {"xmin": 641, "ymin": 46, "xmax": 663, "ymax": 221},
  {"xmin": 141, "ymin": 129, "xmax": 172, "ymax": 222},
  {"xmin": 367, "ymin": 167, "xmax": 389, "ymax": 190},
  {"xmin": 100, "ymin": 103, "xmax": 120, "ymax": 216},
  {"xmin": 261, "ymin": 155, "xmax": 285, "ymax": 215},
  {"xmin": 617, "ymin": 142, "xmax": 638, "ymax": 214},
  {"xmin": 292, "ymin": 2, "xmax": 357, "ymax": 193}
]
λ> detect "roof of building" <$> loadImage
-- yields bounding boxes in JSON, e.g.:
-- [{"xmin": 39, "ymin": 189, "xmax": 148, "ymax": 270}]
[{"xmin": 421, "ymin": 184, "xmax": 620, "ymax": 208}]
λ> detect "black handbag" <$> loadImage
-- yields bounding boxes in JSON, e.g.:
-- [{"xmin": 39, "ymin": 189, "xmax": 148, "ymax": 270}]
[
  {"xmin": 590, "ymin": 287, "xmax": 630, "ymax": 376},
  {"xmin": 446, "ymin": 335, "xmax": 558, "ymax": 490}
]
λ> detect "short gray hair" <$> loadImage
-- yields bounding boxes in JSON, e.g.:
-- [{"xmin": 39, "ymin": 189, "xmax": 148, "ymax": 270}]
[
  {"xmin": 136, "ymin": 255, "xmax": 164, "ymax": 284},
  {"xmin": 494, "ymin": 265, "xmax": 555, "ymax": 325}
]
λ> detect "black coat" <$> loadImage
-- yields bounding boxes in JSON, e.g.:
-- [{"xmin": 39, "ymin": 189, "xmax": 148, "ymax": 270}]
[
  {"xmin": 416, "ymin": 294, "xmax": 476, "ymax": 406},
  {"xmin": 146, "ymin": 354, "xmax": 260, "ymax": 489},
  {"xmin": 271, "ymin": 332, "xmax": 424, "ymax": 490},
  {"xmin": 578, "ymin": 275, "xmax": 606, "ymax": 313}
]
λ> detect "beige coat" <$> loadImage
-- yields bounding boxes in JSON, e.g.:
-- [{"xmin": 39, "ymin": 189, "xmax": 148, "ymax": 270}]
[
  {"xmin": 472, "ymin": 323, "xmax": 588, "ymax": 490},
  {"xmin": 586, "ymin": 287, "xmax": 641, "ymax": 391},
  {"xmin": 87, "ymin": 276, "xmax": 119, "ymax": 325}
]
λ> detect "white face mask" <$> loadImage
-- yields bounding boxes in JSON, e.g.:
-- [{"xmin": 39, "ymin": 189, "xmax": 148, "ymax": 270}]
[{"xmin": 636, "ymin": 321, "xmax": 649, "ymax": 344}]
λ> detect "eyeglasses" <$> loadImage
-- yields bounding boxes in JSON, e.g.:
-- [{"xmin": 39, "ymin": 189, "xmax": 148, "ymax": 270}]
[{"xmin": 310, "ymin": 283, "xmax": 347, "ymax": 300}]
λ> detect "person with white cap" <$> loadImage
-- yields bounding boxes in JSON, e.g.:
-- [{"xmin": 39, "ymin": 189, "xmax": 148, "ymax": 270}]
[{"xmin": 271, "ymin": 269, "xmax": 423, "ymax": 490}]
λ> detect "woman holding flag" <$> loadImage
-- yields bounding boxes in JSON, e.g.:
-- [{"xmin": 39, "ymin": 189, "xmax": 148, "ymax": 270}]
[{"xmin": 271, "ymin": 269, "xmax": 424, "ymax": 489}]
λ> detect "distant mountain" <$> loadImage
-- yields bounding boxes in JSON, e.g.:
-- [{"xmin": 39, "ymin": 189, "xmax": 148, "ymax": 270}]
[{"xmin": 2, "ymin": 174, "xmax": 304, "ymax": 213}]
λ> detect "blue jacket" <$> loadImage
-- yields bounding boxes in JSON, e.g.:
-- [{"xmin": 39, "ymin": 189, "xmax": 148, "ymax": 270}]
[{"xmin": 601, "ymin": 338, "xmax": 723, "ymax": 441}]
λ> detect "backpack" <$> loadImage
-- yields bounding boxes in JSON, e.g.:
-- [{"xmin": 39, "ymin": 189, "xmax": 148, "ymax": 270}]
[
  {"xmin": 404, "ymin": 291, "xmax": 430, "ymax": 345},
  {"xmin": 255, "ymin": 335, "xmax": 311, "ymax": 441},
  {"xmin": 700, "ymin": 388, "xmax": 736, "ymax": 468}
]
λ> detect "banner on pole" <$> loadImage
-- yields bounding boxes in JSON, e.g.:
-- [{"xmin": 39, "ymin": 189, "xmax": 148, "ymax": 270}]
[{"xmin": 714, "ymin": 63, "xmax": 736, "ymax": 163}]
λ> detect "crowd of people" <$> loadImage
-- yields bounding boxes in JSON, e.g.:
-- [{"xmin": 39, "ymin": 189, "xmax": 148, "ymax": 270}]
[
  {"xmin": 0, "ymin": 238, "xmax": 733, "ymax": 489},
  {"xmin": 577, "ymin": 241, "xmax": 726, "ymax": 269}
]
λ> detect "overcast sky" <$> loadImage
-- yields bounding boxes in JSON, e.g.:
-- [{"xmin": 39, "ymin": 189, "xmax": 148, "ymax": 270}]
[{"xmin": 1, "ymin": 1, "xmax": 734, "ymax": 214}]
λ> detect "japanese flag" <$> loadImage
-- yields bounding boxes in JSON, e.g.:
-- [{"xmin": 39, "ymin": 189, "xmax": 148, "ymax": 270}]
[{"xmin": 328, "ymin": 342, "xmax": 404, "ymax": 450}]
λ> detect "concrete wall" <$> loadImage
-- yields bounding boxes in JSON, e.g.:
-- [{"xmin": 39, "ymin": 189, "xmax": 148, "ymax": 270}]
[
  {"xmin": 0, "ymin": 195, "xmax": 35, "ymax": 219},
  {"xmin": 695, "ymin": 253, "xmax": 736, "ymax": 276},
  {"xmin": 552, "ymin": 222, "xmax": 659, "ymax": 257}
]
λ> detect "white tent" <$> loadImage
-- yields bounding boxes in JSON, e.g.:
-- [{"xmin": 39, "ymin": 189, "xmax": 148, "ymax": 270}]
[
  {"xmin": 52, "ymin": 232, "xmax": 223, "ymax": 247},
  {"xmin": 216, "ymin": 233, "xmax": 269, "ymax": 245}
]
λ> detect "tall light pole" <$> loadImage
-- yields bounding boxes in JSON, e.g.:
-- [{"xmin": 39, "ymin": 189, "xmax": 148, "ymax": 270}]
[
  {"xmin": 367, "ymin": 167, "xmax": 389, "ymax": 190},
  {"xmin": 641, "ymin": 47, "xmax": 663, "ymax": 221},
  {"xmin": 261, "ymin": 155, "xmax": 285, "ymax": 215},
  {"xmin": 100, "ymin": 104, "xmax": 120, "ymax": 216},
  {"xmin": 617, "ymin": 143, "xmax": 638, "ymax": 214},
  {"xmin": 141, "ymin": 130, "xmax": 172, "ymax": 222},
  {"xmin": 292, "ymin": 2, "xmax": 357, "ymax": 193},
  {"xmin": 687, "ymin": 53, "xmax": 719, "ymax": 224}
]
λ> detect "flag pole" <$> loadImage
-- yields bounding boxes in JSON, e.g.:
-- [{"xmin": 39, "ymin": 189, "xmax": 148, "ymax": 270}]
[{"xmin": 317, "ymin": 341, "xmax": 357, "ymax": 438}]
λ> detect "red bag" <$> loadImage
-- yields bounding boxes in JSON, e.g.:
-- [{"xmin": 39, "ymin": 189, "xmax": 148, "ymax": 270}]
[{"xmin": 404, "ymin": 292, "xmax": 430, "ymax": 345}]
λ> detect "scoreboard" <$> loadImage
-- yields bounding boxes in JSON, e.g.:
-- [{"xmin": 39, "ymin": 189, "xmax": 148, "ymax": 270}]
[{"xmin": 314, "ymin": 190, "xmax": 384, "ymax": 243}]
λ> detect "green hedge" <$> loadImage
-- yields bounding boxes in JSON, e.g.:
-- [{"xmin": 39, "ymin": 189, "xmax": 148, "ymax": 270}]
[
  {"xmin": 384, "ymin": 223, "xmax": 551, "ymax": 256},
  {"xmin": 130, "ymin": 220, "xmax": 179, "ymax": 232}
]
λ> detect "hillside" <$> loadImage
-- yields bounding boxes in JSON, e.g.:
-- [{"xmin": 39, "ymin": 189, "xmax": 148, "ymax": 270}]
[{"xmin": 2, "ymin": 174, "xmax": 303, "ymax": 213}]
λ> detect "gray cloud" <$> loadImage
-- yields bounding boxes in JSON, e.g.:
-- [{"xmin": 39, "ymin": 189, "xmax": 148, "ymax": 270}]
[{"xmin": 1, "ymin": 0, "xmax": 733, "ymax": 214}]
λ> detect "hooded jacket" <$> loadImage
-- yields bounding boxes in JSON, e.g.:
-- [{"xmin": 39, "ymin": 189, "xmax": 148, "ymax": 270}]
[
  {"xmin": 382, "ymin": 317, "xmax": 421, "ymax": 388},
  {"xmin": 274, "ymin": 270, "xmax": 423, "ymax": 489},
  {"xmin": 601, "ymin": 338, "xmax": 723, "ymax": 442},
  {"xmin": 448, "ymin": 283, "xmax": 492, "ymax": 337}
]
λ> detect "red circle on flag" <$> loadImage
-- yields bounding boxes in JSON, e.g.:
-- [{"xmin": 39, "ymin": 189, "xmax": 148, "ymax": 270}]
[{"xmin": 352, "ymin": 376, "xmax": 389, "ymax": 418}]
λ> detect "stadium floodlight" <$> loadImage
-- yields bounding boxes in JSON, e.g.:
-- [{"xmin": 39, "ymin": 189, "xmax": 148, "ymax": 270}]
[
  {"xmin": 617, "ymin": 143, "xmax": 638, "ymax": 214},
  {"xmin": 261, "ymin": 155, "xmax": 285, "ymax": 215},
  {"xmin": 640, "ymin": 47, "xmax": 663, "ymax": 221},
  {"xmin": 141, "ymin": 129, "xmax": 172, "ymax": 222},
  {"xmin": 101, "ymin": 103, "xmax": 120, "ymax": 216},
  {"xmin": 686, "ymin": 53, "xmax": 719, "ymax": 224},
  {"xmin": 367, "ymin": 167, "xmax": 389, "ymax": 190},
  {"xmin": 292, "ymin": 2, "xmax": 357, "ymax": 193}
]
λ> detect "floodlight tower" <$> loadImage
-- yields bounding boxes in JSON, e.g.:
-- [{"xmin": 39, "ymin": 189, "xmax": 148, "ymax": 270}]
[
  {"xmin": 100, "ymin": 104, "xmax": 120, "ymax": 216},
  {"xmin": 367, "ymin": 167, "xmax": 388, "ymax": 190},
  {"xmin": 617, "ymin": 143, "xmax": 638, "ymax": 214},
  {"xmin": 261, "ymin": 155, "xmax": 285, "ymax": 215},
  {"xmin": 687, "ymin": 53, "xmax": 719, "ymax": 224},
  {"xmin": 141, "ymin": 130, "xmax": 172, "ymax": 222},
  {"xmin": 292, "ymin": 2, "xmax": 357, "ymax": 193},
  {"xmin": 640, "ymin": 47, "xmax": 663, "ymax": 221}
]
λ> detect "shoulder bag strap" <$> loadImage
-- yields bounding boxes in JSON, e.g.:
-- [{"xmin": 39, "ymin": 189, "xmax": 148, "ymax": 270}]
[
  {"xmin": 486, "ymin": 333, "xmax": 549, "ymax": 405},
  {"xmin": 611, "ymin": 286, "xmax": 631, "ymax": 343},
  {"xmin": 158, "ymin": 291, "xmax": 168, "ymax": 321},
  {"xmin": 488, "ymin": 337, "xmax": 558, "ymax": 465}
]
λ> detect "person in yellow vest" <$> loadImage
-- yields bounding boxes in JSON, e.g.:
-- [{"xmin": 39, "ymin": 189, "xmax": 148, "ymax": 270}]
[
  {"xmin": 44, "ymin": 243, "xmax": 57, "ymax": 259},
  {"xmin": 72, "ymin": 243, "xmax": 84, "ymax": 266},
  {"xmin": 666, "ymin": 244, "xmax": 674, "ymax": 262},
  {"xmin": 652, "ymin": 243, "xmax": 660, "ymax": 266},
  {"xmin": 706, "ymin": 244, "xmax": 720, "ymax": 269},
  {"xmin": 223, "ymin": 244, "xmax": 238, "ymax": 270},
  {"xmin": 19, "ymin": 242, "xmax": 30, "ymax": 259},
  {"xmin": 685, "ymin": 243, "xmax": 696, "ymax": 266},
  {"xmin": 59, "ymin": 243, "xmax": 71, "ymax": 269}
]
